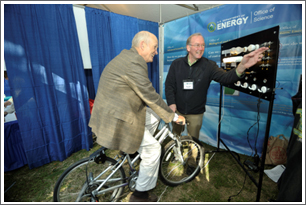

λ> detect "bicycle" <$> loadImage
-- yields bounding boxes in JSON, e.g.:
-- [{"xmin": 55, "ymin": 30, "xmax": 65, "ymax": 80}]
[{"xmin": 53, "ymin": 108, "xmax": 204, "ymax": 202}]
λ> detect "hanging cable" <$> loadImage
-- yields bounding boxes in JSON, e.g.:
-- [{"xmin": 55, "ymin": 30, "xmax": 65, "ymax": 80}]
[
  {"xmin": 216, "ymin": 86, "xmax": 226, "ymax": 139},
  {"xmin": 246, "ymin": 94, "xmax": 262, "ymax": 158},
  {"xmin": 228, "ymin": 172, "xmax": 247, "ymax": 202}
]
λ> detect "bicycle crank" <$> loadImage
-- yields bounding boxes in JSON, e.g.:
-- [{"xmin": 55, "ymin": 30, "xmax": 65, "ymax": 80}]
[{"xmin": 128, "ymin": 171, "xmax": 138, "ymax": 192}]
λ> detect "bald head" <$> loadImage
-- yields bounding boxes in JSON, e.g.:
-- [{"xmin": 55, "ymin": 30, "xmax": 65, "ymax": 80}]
[
  {"xmin": 133, "ymin": 31, "xmax": 158, "ymax": 63},
  {"xmin": 132, "ymin": 31, "xmax": 154, "ymax": 48}
]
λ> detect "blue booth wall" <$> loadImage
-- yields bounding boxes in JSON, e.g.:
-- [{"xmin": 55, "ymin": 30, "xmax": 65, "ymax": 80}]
[
  {"xmin": 85, "ymin": 7, "xmax": 160, "ymax": 95},
  {"xmin": 162, "ymin": 4, "xmax": 302, "ymax": 156},
  {"xmin": 4, "ymin": 4, "xmax": 159, "ymax": 170}
]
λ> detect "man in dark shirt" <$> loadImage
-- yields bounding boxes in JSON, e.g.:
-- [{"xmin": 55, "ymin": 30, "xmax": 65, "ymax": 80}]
[{"xmin": 165, "ymin": 33, "xmax": 268, "ymax": 139}]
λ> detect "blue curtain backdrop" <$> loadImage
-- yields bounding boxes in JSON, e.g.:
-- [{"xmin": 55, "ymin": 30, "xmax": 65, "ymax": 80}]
[
  {"xmin": 85, "ymin": 8, "xmax": 113, "ymax": 94},
  {"xmin": 85, "ymin": 7, "xmax": 160, "ymax": 94},
  {"xmin": 4, "ymin": 4, "xmax": 93, "ymax": 169},
  {"xmin": 4, "ymin": 78, "xmax": 11, "ymax": 96},
  {"xmin": 138, "ymin": 19, "xmax": 160, "ymax": 94},
  {"xmin": 110, "ymin": 12, "xmax": 139, "ymax": 56}
]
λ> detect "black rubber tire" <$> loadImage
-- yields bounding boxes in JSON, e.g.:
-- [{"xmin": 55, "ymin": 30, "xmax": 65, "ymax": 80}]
[
  {"xmin": 53, "ymin": 156, "xmax": 126, "ymax": 202},
  {"xmin": 159, "ymin": 136, "xmax": 203, "ymax": 186}
]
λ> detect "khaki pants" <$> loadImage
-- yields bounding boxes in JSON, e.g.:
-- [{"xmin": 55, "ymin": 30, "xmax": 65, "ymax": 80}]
[
  {"xmin": 172, "ymin": 111, "xmax": 204, "ymax": 167},
  {"xmin": 172, "ymin": 111, "xmax": 204, "ymax": 139}
]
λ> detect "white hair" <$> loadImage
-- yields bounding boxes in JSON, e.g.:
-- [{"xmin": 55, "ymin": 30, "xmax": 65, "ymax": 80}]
[{"xmin": 132, "ymin": 31, "xmax": 152, "ymax": 48}]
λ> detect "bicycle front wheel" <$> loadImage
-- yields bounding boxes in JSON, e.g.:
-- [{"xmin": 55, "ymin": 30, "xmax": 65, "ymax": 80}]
[
  {"xmin": 159, "ymin": 136, "xmax": 203, "ymax": 186},
  {"xmin": 53, "ymin": 156, "xmax": 126, "ymax": 202}
]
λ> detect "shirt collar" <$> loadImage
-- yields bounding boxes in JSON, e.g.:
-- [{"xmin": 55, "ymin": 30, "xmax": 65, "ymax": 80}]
[{"xmin": 187, "ymin": 54, "xmax": 198, "ymax": 66}]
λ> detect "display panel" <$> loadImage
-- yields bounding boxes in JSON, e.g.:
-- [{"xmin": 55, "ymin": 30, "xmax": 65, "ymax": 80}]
[{"xmin": 221, "ymin": 26, "xmax": 280, "ymax": 101}]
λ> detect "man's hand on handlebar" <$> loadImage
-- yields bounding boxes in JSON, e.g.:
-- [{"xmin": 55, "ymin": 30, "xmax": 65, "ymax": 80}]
[{"xmin": 175, "ymin": 115, "xmax": 185, "ymax": 125}]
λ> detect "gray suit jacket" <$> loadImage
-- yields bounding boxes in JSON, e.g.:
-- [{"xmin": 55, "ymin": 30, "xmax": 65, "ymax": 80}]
[{"xmin": 89, "ymin": 47, "xmax": 174, "ymax": 154}]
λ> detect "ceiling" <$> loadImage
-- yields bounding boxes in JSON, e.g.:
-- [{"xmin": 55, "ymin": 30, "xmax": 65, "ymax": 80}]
[{"xmin": 76, "ymin": 4, "xmax": 223, "ymax": 24}]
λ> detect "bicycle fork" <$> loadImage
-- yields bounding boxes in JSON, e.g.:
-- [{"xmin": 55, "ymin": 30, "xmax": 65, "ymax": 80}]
[{"xmin": 173, "ymin": 139, "xmax": 185, "ymax": 164}]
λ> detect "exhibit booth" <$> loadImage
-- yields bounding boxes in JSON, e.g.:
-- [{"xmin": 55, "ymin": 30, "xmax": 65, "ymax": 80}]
[{"xmin": 3, "ymin": 3, "xmax": 302, "ymax": 178}]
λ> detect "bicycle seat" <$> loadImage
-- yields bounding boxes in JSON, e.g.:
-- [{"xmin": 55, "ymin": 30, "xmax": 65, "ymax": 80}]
[{"xmin": 90, "ymin": 146, "xmax": 107, "ymax": 158}]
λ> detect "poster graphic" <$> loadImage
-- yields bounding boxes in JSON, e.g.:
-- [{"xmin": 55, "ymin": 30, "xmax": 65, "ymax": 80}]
[{"xmin": 162, "ymin": 4, "xmax": 302, "ymax": 156}]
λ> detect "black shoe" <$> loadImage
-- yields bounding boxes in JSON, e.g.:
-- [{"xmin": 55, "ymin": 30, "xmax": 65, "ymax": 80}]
[
  {"xmin": 186, "ymin": 165, "xmax": 196, "ymax": 175},
  {"xmin": 129, "ymin": 192, "xmax": 158, "ymax": 202}
]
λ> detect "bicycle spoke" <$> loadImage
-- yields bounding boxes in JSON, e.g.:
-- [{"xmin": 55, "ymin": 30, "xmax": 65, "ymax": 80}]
[
  {"xmin": 159, "ymin": 136, "xmax": 204, "ymax": 186},
  {"xmin": 54, "ymin": 157, "xmax": 126, "ymax": 202}
]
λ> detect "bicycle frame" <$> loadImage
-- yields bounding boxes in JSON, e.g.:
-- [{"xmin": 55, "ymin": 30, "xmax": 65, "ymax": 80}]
[
  {"xmin": 76, "ymin": 122, "xmax": 182, "ymax": 201},
  {"xmin": 154, "ymin": 123, "xmax": 184, "ymax": 163}
]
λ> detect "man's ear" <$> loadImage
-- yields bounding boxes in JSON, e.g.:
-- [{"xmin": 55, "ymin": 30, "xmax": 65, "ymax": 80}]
[
  {"xmin": 140, "ymin": 41, "xmax": 146, "ymax": 50},
  {"xmin": 186, "ymin": 45, "xmax": 191, "ymax": 52}
]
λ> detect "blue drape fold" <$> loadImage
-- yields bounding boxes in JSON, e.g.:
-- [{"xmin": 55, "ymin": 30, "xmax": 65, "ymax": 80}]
[
  {"xmin": 85, "ymin": 7, "xmax": 160, "ymax": 94},
  {"xmin": 4, "ymin": 4, "xmax": 92, "ymax": 169},
  {"xmin": 138, "ymin": 19, "xmax": 160, "ymax": 94},
  {"xmin": 4, "ymin": 121, "xmax": 27, "ymax": 172},
  {"xmin": 85, "ymin": 8, "xmax": 113, "ymax": 94},
  {"xmin": 109, "ymin": 13, "xmax": 139, "ymax": 56}
]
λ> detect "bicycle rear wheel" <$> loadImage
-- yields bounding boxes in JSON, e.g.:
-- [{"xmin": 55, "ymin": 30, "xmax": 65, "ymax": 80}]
[
  {"xmin": 53, "ymin": 156, "xmax": 126, "ymax": 202},
  {"xmin": 159, "ymin": 136, "xmax": 203, "ymax": 186}
]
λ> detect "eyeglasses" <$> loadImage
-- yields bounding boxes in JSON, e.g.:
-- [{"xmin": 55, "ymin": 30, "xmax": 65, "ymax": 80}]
[{"xmin": 189, "ymin": 44, "xmax": 205, "ymax": 49}]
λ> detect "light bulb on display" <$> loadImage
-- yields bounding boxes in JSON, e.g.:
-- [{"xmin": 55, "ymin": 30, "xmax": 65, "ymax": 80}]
[
  {"xmin": 230, "ymin": 48, "xmax": 236, "ymax": 55},
  {"xmin": 241, "ymin": 82, "xmax": 248, "ymax": 88},
  {"xmin": 262, "ymin": 56, "xmax": 272, "ymax": 61},
  {"xmin": 248, "ymin": 84, "xmax": 257, "ymax": 91},
  {"xmin": 229, "ymin": 46, "xmax": 247, "ymax": 55},
  {"xmin": 234, "ymin": 81, "xmax": 241, "ymax": 87},
  {"xmin": 222, "ymin": 56, "xmax": 243, "ymax": 63},
  {"xmin": 247, "ymin": 44, "xmax": 255, "ymax": 51},
  {"xmin": 234, "ymin": 47, "xmax": 245, "ymax": 55},
  {"xmin": 261, "ymin": 41, "xmax": 273, "ymax": 47},
  {"xmin": 258, "ymin": 86, "xmax": 269, "ymax": 93},
  {"xmin": 247, "ymin": 44, "xmax": 259, "ymax": 52},
  {"xmin": 259, "ymin": 64, "xmax": 272, "ymax": 68}
]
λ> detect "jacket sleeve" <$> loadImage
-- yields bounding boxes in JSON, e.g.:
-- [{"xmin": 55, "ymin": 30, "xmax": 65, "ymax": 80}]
[
  {"xmin": 123, "ymin": 57, "xmax": 175, "ymax": 123},
  {"xmin": 165, "ymin": 61, "xmax": 177, "ymax": 106},
  {"xmin": 209, "ymin": 60, "xmax": 241, "ymax": 84}
]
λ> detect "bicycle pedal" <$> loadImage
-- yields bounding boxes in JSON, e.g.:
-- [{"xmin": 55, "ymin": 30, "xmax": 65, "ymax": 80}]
[
  {"xmin": 186, "ymin": 165, "xmax": 196, "ymax": 175},
  {"xmin": 128, "ymin": 171, "xmax": 138, "ymax": 192}
]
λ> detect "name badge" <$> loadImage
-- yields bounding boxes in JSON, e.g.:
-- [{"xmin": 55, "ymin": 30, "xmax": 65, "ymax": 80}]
[{"xmin": 183, "ymin": 79, "xmax": 194, "ymax": 90}]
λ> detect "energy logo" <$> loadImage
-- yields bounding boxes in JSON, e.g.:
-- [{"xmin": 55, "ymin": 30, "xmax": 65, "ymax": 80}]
[{"xmin": 207, "ymin": 22, "xmax": 216, "ymax": 32}]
